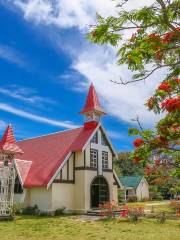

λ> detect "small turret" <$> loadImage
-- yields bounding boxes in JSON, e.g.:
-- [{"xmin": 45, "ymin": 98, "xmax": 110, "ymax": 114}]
[
  {"xmin": 80, "ymin": 83, "xmax": 106, "ymax": 129},
  {"xmin": 0, "ymin": 124, "xmax": 23, "ymax": 155}
]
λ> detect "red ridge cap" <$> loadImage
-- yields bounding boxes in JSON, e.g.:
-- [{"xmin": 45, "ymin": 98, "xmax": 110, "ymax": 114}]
[{"xmin": 80, "ymin": 83, "xmax": 106, "ymax": 115}]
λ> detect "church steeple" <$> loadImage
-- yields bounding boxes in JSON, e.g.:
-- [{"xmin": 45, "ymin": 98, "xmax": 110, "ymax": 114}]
[
  {"xmin": 0, "ymin": 124, "xmax": 23, "ymax": 154},
  {"xmin": 80, "ymin": 84, "xmax": 106, "ymax": 127}
]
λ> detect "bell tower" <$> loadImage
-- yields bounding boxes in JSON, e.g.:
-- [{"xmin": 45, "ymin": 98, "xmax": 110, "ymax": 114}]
[
  {"xmin": 0, "ymin": 124, "xmax": 23, "ymax": 219},
  {"xmin": 80, "ymin": 83, "xmax": 106, "ymax": 129}
]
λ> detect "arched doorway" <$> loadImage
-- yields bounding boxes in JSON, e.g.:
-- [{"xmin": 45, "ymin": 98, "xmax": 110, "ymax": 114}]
[{"xmin": 91, "ymin": 176, "xmax": 109, "ymax": 208}]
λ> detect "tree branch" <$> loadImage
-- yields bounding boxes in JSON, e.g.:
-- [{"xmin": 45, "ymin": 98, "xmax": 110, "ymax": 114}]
[
  {"xmin": 156, "ymin": 0, "xmax": 180, "ymax": 39},
  {"xmin": 110, "ymin": 62, "xmax": 180, "ymax": 85}
]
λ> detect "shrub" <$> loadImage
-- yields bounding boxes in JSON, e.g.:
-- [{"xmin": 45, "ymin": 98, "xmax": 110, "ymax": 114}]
[
  {"xmin": 150, "ymin": 192, "xmax": 164, "ymax": 201},
  {"xmin": 118, "ymin": 190, "xmax": 125, "ymax": 203},
  {"xmin": 54, "ymin": 207, "xmax": 66, "ymax": 216},
  {"xmin": 21, "ymin": 205, "xmax": 39, "ymax": 215},
  {"xmin": 128, "ymin": 207, "xmax": 145, "ymax": 223},
  {"xmin": 12, "ymin": 203, "xmax": 24, "ymax": 216},
  {"xmin": 99, "ymin": 201, "xmax": 128, "ymax": 218}
]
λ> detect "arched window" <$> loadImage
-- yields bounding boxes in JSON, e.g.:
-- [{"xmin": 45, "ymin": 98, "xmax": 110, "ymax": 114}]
[{"xmin": 91, "ymin": 176, "xmax": 109, "ymax": 208}]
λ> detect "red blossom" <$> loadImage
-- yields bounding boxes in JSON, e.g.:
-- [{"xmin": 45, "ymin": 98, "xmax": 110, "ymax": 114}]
[
  {"xmin": 133, "ymin": 138, "xmax": 144, "ymax": 148},
  {"xmin": 147, "ymin": 97, "xmax": 155, "ymax": 109},
  {"xmin": 161, "ymin": 97, "xmax": 180, "ymax": 112},
  {"xmin": 162, "ymin": 31, "xmax": 177, "ymax": 44},
  {"xmin": 146, "ymin": 165, "xmax": 151, "ymax": 175},
  {"xmin": 171, "ymin": 127, "xmax": 180, "ymax": 132},
  {"xmin": 158, "ymin": 82, "xmax": 171, "ymax": 91},
  {"xmin": 155, "ymin": 159, "xmax": 160, "ymax": 165},
  {"xmin": 133, "ymin": 156, "xmax": 141, "ymax": 163},
  {"xmin": 155, "ymin": 52, "xmax": 162, "ymax": 60},
  {"xmin": 174, "ymin": 78, "xmax": 180, "ymax": 84},
  {"xmin": 154, "ymin": 45, "xmax": 161, "ymax": 49},
  {"xmin": 148, "ymin": 33, "xmax": 159, "ymax": 39},
  {"xmin": 120, "ymin": 210, "xmax": 128, "ymax": 217}
]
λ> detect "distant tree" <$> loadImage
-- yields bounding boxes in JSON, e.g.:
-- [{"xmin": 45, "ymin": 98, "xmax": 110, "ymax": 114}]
[
  {"xmin": 114, "ymin": 152, "xmax": 144, "ymax": 176},
  {"xmin": 87, "ymin": 0, "xmax": 180, "ymax": 191}
]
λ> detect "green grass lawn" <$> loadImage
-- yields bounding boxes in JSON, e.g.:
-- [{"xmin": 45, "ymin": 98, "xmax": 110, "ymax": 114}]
[
  {"xmin": 0, "ymin": 216, "xmax": 179, "ymax": 240},
  {"xmin": 127, "ymin": 200, "xmax": 174, "ymax": 213}
]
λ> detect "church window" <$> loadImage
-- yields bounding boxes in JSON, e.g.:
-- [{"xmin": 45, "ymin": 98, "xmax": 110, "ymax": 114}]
[
  {"xmin": 102, "ymin": 151, "xmax": 108, "ymax": 169},
  {"xmin": 90, "ymin": 149, "xmax": 98, "ymax": 168}
]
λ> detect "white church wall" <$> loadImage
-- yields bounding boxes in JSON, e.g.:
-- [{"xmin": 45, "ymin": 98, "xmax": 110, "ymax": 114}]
[
  {"xmin": 136, "ymin": 178, "xmax": 149, "ymax": 201},
  {"xmin": 28, "ymin": 187, "xmax": 52, "ymax": 211},
  {"xmin": 52, "ymin": 183, "xmax": 75, "ymax": 211}
]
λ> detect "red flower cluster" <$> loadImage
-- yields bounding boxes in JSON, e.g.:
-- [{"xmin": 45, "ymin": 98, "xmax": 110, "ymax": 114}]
[
  {"xmin": 133, "ymin": 138, "xmax": 144, "ymax": 148},
  {"xmin": 148, "ymin": 33, "xmax": 160, "ymax": 39},
  {"xmin": 146, "ymin": 165, "xmax": 159, "ymax": 176},
  {"xmin": 161, "ymin": 97, "xmax": 180, "ymax": 112},
  {"xmin": 155, "ymin": 52, "xmax": 162, "ymax": 60},
  {"xmin": 146, "ymin": 165, "xmax": 151, "ymax": 175},
  {"xmin": 155, "ymin": 159, "xmax": 160, "ymax": 165},
  {"xmin": 162, "ymin": 28, "xmax": 179, "ymax": 44},
  {"xmin": 171, "ymin": 126, "xmax": 180, "ymax": 132},
  {"xmin": 174, "ymin": 78, "xmax": 180, "ymax": 84},
  {"xmin": 158, "ymin": 82, "xmax": 171, "ymax": 91},
  {"xmin": 147, "ymin": 97, "xmax": 155, "ymax": 109},
  {"xmin": 133, "ymin": 156, "xmax": 141, "ymax": 163}
]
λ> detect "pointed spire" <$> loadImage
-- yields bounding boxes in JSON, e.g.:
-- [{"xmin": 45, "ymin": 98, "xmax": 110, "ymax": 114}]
[
  {"xmin": 80, "ymin": 83, "xmax": 106, "ymax": 115},
  {"xmin": 0, "ymin": 124, "xmax": 23, "ymax": 154},
  {"xmin": 1, "ymin": 124, "xmax": 16, "ymax": 145}
]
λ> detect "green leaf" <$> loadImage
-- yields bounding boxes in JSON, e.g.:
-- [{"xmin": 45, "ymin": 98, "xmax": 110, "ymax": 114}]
[{"xmin": 128, "ymin": 128, "xmax": 140, "ymax": 136}]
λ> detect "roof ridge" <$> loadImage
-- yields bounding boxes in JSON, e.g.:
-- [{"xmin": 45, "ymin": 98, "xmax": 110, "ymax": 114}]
[{"xmin": 17, "ymin": 126, "xmax": 83, "ymax": 143}]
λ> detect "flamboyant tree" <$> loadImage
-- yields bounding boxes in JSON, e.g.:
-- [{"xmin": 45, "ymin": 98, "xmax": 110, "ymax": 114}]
[{"xmin": 87, "ymin": 0, "xmax": 180, "ymax": 191}]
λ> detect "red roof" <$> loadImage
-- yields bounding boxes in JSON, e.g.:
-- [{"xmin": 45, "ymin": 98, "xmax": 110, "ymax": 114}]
[
  {"xmin": 17, "ymin": 125, "xmax": 97, "ymax": 188},
  {"xmin": 15, "ymin": 159, "xmax": 32, "ymax": 184},
  {"xmin": 80, "ymin": 83, "xmax": 106, "ymax": 115},
  {"xmin": 0, "ymin": 124, "xmax": 23, "ymax": 154}
]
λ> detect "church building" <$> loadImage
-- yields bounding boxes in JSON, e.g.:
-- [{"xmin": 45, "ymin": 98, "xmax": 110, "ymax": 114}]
[{"xmin": 0, "ymin": 84, "xmax": 120, "ymax": 213}]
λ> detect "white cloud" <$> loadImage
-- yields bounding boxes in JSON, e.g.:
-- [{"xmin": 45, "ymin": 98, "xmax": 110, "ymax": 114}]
[
  {"xmin": 5, "ymin": 0, "xmax": 162, "ymax": 126},
  {"xmin": 0, "ymin": 85, "xmax": 56, "ymax": 105},
  {"xmin": 12, "ymin": 0, "xmax": 154, "ymax": 30},
  {"xmin": 13, "ymin": 0, "xmax": 118, "ymax": 29},
  {"xmin": 72, "ymin": 46, "xmax": 165, "ymax": 125},
  {"xmin": 0, "ymin": 44, "xmax": 27, "ymax": 68},
  {"xmin": 0, "ymin": 103, "xmax": 79, "ymax": 129}
]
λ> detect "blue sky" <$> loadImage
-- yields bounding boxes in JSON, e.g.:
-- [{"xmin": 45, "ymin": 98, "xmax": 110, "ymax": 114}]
[{"xmin": 0, "ymin": 0, "xmax": 159, "ymax": 152}]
